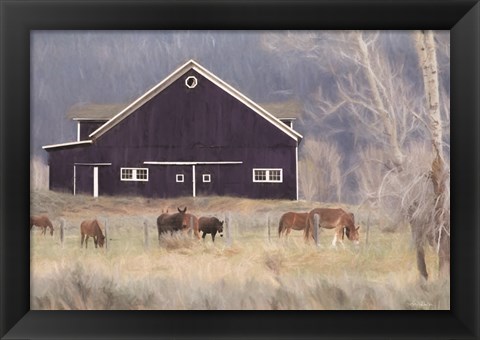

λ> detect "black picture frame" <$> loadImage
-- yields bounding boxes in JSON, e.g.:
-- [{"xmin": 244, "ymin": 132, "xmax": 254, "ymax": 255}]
[{"xmin": 1, "ymin": 1, "xmax": 479, "ymax": 339}]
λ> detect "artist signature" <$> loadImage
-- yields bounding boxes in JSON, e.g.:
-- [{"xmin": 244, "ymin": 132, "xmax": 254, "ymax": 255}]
[{"xmin": 408, "ymin": 300, "xmax": 433, "ymax": 309}]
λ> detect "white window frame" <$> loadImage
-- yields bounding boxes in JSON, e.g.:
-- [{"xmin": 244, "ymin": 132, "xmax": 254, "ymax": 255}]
[
  {"xmin": 120, "ymin": 167, "xmax": 149, "ymax": 182},
  {"xmin": 202, "ymin": 174, "xmax": 211, "ymax": 183},
  {"xmin": 185, "ymin": 76, "xmax": 198, "ymax": 89},
  {"xmin": 176, "ymin": 174, "xmax": 185, "ymax": 183},
  {"xmin": 252, "ymin": 168, "xmax": 283, "ymax": 183}
]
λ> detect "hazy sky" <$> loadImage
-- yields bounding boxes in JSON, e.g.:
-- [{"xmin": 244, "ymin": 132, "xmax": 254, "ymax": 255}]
[{"xmin": 31, "ymin": 30, "xmax": 448, "ymax": 159}]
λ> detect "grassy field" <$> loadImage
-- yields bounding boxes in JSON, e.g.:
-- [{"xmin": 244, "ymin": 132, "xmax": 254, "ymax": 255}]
[{"xmin": 30, "ymin": 190, "xmax": 449, "ymax": 310}]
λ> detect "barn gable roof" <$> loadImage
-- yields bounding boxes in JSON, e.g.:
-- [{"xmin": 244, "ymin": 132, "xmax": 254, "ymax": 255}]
[
  {"xmin": 67, "ymin": 100, "xmax": 301, "ymax": 121},
  {"xmin": 67, "ymin": 103, "xmax": 127, "ymax": 121},
  {"xmin": 88, "ymin": 60, "xmax": 303, "ymax": 142}
]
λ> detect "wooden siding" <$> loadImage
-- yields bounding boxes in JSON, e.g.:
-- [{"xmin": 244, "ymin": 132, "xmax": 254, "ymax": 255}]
[
  {"xmin": 79, "ymin": 121, "xmax": 105, "ymax": 140},
  {"xmin": 47, "ymin": 69, "xmax": 299, "ymax": 199}
]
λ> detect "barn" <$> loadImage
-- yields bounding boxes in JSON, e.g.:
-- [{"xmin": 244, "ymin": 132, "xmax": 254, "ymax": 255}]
[{"xmin": 43, "ymin": 60, "xmax": 303, "ymax": 200}]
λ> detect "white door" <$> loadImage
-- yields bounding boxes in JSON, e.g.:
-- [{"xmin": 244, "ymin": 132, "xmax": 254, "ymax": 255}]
[{"xmin": 93, "ymin": 166, "xmax": 99, "ymax": 197}]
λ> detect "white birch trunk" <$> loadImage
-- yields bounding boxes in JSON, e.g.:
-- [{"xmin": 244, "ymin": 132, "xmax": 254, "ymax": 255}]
[{"xmin": 414, "ymin": 30, "xmax": 449, "ymax": 278}]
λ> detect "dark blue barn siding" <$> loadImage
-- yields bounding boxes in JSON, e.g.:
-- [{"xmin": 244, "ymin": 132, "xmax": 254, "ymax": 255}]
[
  {"xmin": 97, "ymin": 70, "xmax": 296, "ymax": 150},
  {"xmin": 47, "ymin": 69, "xmax": 299, "ymax": 199},
  {"xmin": 49, "ymin": 148, "xmax": 75, "ymax": 193},
  {"xmin": 76, "ymin": 165, "xmax": 94, "ymax": 195},
  {"xmin": 79, "ymin": 121, "xmax": 105, "ymax": 140}
]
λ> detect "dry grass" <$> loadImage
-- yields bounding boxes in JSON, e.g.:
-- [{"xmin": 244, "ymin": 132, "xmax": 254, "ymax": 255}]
[{"xmin": 30, "ymin": 190, "xmax": 449, "ymax": 310}]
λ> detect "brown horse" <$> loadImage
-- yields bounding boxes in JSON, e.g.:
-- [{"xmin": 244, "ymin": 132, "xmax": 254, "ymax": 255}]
[
  {"xmin": 306, "ymin": 208, "xmax": 360, "ymax": 247},
  {"xmin": 30, "ymin": 215, "xmax": 54, "ymax": 236},
  {"xmin": 80, "ymin": 219, "xmax": 105, "ymax": 248},
  {"xmin": 157, "ymin": 207, "xmax": 189, "ymax": 239},
  {"xmin": 158, "ymin": 209, "xmax": 200, "ymax": 239},
  {"xmin": 198, "ymin": 216, "xmax": 224, "ymax": 242},
  {"xmin": 184, "ymin": 213, "xmax": 201, "ymax": 239},
  {"xmin": 278, "ymin": 212, "xmax": 308, "ymax": 238}
]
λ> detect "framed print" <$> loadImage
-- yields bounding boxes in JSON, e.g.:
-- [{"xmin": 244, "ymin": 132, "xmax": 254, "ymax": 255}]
[{"xmin": 1, "ymin": 0, "xmax": 479, "ymax": 339}]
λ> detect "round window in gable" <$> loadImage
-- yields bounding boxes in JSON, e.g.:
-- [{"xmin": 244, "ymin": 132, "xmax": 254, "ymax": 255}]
[{"xmin": 185, "ymin": 76, "xmax": 198, "ymax": 89}]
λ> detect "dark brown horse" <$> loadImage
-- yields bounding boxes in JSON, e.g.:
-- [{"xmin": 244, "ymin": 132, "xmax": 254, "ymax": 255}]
[
  {"xmin": 198, "ymin": 217, "xmax": 224, "ymax": 242},
  {"xmin": 157, "ymin": 207, "xmax": 189, "ymax": 239},
  {"xmin": 306, "ymin": 208, "xmax": 360, "ymax": 247},
  {"xmin": 80, "ymin": 219, "xmax": 105, "ymax": 248},
  {"xmin": 30, "ymin": 215, "xmax": 54, "ymax": 236},
  {"xmin": 278, "ymin": 212, "xmax": 308, "ymax": 238}
]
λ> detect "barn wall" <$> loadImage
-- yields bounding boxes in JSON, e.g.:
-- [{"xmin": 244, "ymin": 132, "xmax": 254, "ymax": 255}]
[
  {"xmin": 79, "ymin": 121, "xmax": 105, "ymax": 140},
  {"xmin": 46, "ymin": 69, "xmax": 299, "ymax": 200},
  {"xmin": 76, "ymin": 165, "xmax": 94, "ymax": 195},
  {"xmin": 48, "ymin": 145, "xmax": 296, "ymax": 199}
]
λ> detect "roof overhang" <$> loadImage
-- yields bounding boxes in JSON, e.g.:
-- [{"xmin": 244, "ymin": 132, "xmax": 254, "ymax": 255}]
[
  {"xmin": 42, "ymin": 140, "xmax": 92, "ymax": 150},
  {"xmin": 74, "ymin": 162, "xmax": 112, "ymax": 166},
  {"xmin": 72, "ymin": 118, "xmax": 110, "ymax": 121}
]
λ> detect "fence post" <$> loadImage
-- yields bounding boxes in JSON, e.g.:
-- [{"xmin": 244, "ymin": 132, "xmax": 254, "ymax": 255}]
[
  {"xmin": 314, "ymin": 214, "xmax": 320, "ymax": 247},
  {"xmin": 144, "ymin": 220, "xmax": 149, "ymax": 250},
  {"xmin": 189, "ymin": 215, "xmax": 194, "ymax": 239},
  {"xmin": 104, "ymin": 218, "xmax": 109, "ymax": 250},
  {"xmin": 225, "ymin": 213, "xmax": 232, "ymax": 246},
  {"xmin": 267, "ymin": 215, "xmax": 271, "ymax": 243},
  {"xmin": 60, "ymin": 218, "xmax": 65, "ymax": 249}
]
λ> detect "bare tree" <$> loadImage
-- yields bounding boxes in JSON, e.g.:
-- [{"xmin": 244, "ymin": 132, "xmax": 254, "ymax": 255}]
[
  {"xmin": 412, "ymin": 30, "xmax": 450, "ymax": 279},
  {"xmin": 299, "ymin": 139, "xmax": 342, "ymax": 202},
  {"xmin": 263, "ymin": 31, "xmax": 450, "ymax": 280},
  {"xmin": 30, "ymin": 156, "xmax": 49, "ymax": 191},
  {"xmin": 264, "ymin": 31, "xmax": 426, "ymax": 169}
]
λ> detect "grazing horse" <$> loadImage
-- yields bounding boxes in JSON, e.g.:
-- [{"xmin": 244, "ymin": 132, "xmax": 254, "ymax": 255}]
[
  {"xmin": 30, "ymin": 215, "xmax": 54, "ymax": 236},
  {"xmin": 80, "ymin": 219, "xmax": 105, "ymax": 248},
  {"xmin": 278, "ymin": 212, "xmax": 308, "ymax": 238},
  {"xmin": 157, "ymin": 207, "xmax": 188, "ymax": 239},
  {"xmin": 306, "ymin": 208, "xmax": 360, "ymax": 247},
  {"xmin": 198, "ymin": 217, "xmax": 224, "ymax": 242},
  {"xmin": 184, "ymin": 213, "xmax": 201, "ymax": 239}
]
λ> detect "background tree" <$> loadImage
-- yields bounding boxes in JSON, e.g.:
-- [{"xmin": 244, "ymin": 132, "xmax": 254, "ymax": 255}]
[
  {"xmin": 299, "ymin": 139, "xmax": 343, "ymax": 202},
  {"xmin": 263, "ymin": 30, "xmax": 450, "ymax": 279}
]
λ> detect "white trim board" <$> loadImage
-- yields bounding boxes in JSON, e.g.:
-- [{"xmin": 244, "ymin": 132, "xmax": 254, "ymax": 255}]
[
  {"xmin": 72, "ymin": 118, "xmax": 110, "ymax": 121},
  {"xmin": 74, "ymin": 163, "xmax": 112, "ymax": 166},
  {"xmin": 192, "ymin": 165, "xmax": 196, "ymax": 197},
  {"xmin": 89, "ymin": 60, "xmax": 303, "ymax": 142},
  {"xmin": 43, "ymin": 140, "xmax": 93, "ymax": 150},
  {"xmin": 295, "ymin": 146, "xmax": 299, "ymax": 201},
  {"xmin": 144, "ymin": 161, "xmax": 243, "ymax": 165},
  {"xmin": 93, "ymin": 167, "xmax": 99, "ymax": 198}
]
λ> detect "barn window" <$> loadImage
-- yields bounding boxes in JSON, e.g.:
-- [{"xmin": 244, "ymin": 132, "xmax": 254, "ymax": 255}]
[
  {"xmin": 176, "ymin": 174, "xmax": 184, "ymax": 183},
  {"xmin": 202, "ymin": 174, "xmax": 211, "ymax": 183},
  {"xmin": 121, "ymin": 168, "xmax": 133, "ymax": 180},
  {"xmin": 185, "ymin": 76, "xmax": 198, "ymax": 89},
  {"xmin": 252, "ymin": 168, "xmax": 283, "ymax": 183},
  {"xmin": 269, "ymin": 170, "xmax": 282, "ymax": 182},
  {"xmin": 120, "ymin": 168, "xmax": 149, "ymax": 182},
  {"xmin": 136, "ymin": 169, "xmax": 148, "ymax": 180}
]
